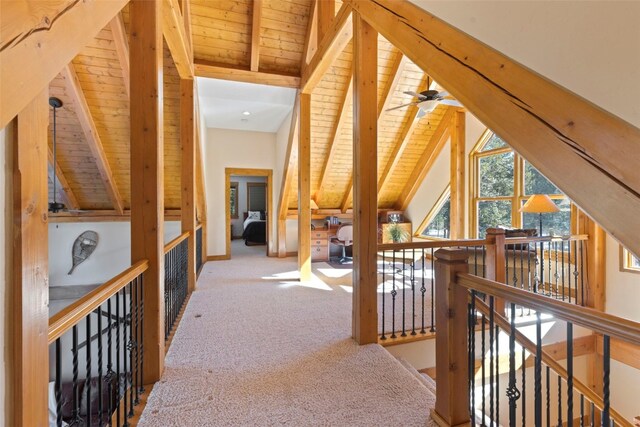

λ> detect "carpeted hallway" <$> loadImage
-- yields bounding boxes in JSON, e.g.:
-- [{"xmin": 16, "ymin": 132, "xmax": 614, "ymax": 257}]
[{"xmin": 138, "ymin": 243, "xmax": 436, "ymax": 426}]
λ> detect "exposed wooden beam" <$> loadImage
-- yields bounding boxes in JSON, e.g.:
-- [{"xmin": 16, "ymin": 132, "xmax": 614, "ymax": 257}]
[
  {"xmin": 348, "ymin": 0, "xmax": 640, "ymax": 257},
  {"xmin": 0, "ymin": 0, "xmax": 128, "ymax": 128},
  {"xmin": 49, "ymin": 209, "xmax": 182, "ymax": 222},
  {"xmin": 12, "ymin": 89, "xmax": 50, "ymax": 427},
  {"xmin": 317, "ymin": 0, "xmax": 335, "ymax": 41},
  {"xmin": 61, "ymin": 63, "xmax": 125, "ymax": 214},
  {"xmin": 450, "ymin": 110, "xmax": 465, "ymax": 239},
  {"xmin": 522, "ymin": 336, "xmax": 596, "ymax": 369},
  {"xmin": 298, "ymin": 93, "xmax": 312, "ymax": 280},
  {"xmin": 181, "ymin": 78, "xmax": 196, "ymax": 292},
  {"xmin": 47, "ymin": 146, "xmax": 80, "ymax": 210},
  {"xmin": 395, "ymin": 108, "xmax": 455, "ymax": 211},
  {"xmin": 301, "ymin": 0, "xmax": 318, "ymax": 67},
  {"xmin": 352, "ymin": 13, "xmax": 378, "ymax": 345},
  {"xmin": 194, "ymin": 61, "xmax": 300, "ymax": 88},
  {"xmin": 109, "ymin": 13, "xmax": 130, "ymax": 97},
  {"xmin": 596, "ymin": 335, "xmax": 640, "ymax": 371},
  {"xmin": 163, "ymin": 0, "xmax": 194, "ymax": 79},
  {"xmin": 130, "ymin": 0, "xmax": 165, "ymax": 383},
  {"xmin": 250, "ymin": 0, "xmax": 262, "ymax": 72},
  {"xmin": 181, "ymin": 0, "xmax": 193, "ymax": 54},
  {"xmin": 277, "ymin": 94, "xmax": 300, "ymax": 257},
  {"xmin": 314, "ymin": 73, "xmax": 353, "ymax": 204},
  {"xmin": 300, "ymin": 3, "xmax": 352, "ymax": 93},
  {"xmin": 338, "ymin": 51, "xmax": 407, "ymax": 211},
  {"xmin": 194, "ymin": 84, "xmax": 208, "ymax": 262}
]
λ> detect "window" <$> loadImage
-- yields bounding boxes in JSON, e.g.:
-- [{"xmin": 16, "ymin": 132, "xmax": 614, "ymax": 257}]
[
  {"xmin": 230, "ymin": 182, "xmax": 239, "ymax": 219},
  {"xmin": 621, "ymin": 247, "xmax": 640, "ymax": 274},
  {"xmin": 418, "ymin": 187, "xmax": 451, "ymax": 239},
  {"xmin": 470, "ymin": 131, "xmax": 571, "ymax": 238}
]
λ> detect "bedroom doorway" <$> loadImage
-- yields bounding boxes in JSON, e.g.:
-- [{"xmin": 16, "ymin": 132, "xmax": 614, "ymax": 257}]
[{"xmin": 225, "ymin": 168, "xmax": 273, "ymax": 258}]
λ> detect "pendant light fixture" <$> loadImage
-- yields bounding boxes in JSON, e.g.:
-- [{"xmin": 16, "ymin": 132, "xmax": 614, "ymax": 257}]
[{"xmin": 49, "ymin": 97, "xmax": 66, "ymax": 213}]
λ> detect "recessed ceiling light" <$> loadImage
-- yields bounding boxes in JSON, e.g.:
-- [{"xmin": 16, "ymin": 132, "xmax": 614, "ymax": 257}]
[{"xmin": 242, "ymin": 111, "xmax": 251, "ymax": 116}]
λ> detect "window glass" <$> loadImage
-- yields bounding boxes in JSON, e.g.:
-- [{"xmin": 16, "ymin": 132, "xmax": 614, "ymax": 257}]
[
  {"xmin": 230, "ymin": 182, "xmax": 239, "ymax": 219},
  {"xmin": 478, "ymin": 200, "xmax": 512, "ymax": 238},
  {"xmin": 521, "ymin": 198, "xmax": 571, "ymax": 236},
  {"xmin": 479, "ymin": 152, "xmax": 514, "ymax": 197},
  {"xmin": 422, "ymin": 197, "xmax": 450, "ymax": 239},
  {"xmin": 633, "ymin": 255, "xmax": 640, "ymax": 269},
  {"xmin": 481, "ymin": 134, "xmax": 508, "ymax": 151},
  {"xmin": 524, "ymin": 162, "xmax": 561, "ymax": 195}
]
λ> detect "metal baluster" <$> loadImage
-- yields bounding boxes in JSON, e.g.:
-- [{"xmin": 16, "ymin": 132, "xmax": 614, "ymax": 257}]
[
  {"xmin": 573, "ymin": 240, "xmax": 579, "ymax": 305},
  {"xmin": 85, "ymin": 315, "xmax": 92, "ymax": 426},
  {"xmin": 603, "ymin": 335, "xmax": 611, "ymax": 426},
  {"xmin": 482, "ymin": 244, "xmax": 487, "ymax": 279},
  {"xmin": 430, "ymin": 248, "xmax": 435, "ymax": 332},
  {"xmin": 580, "ymin": 394, "xmax": 584, "ymax": 427},
  {"xmin": 116, "ymin": 288, "xmax": 121, "ymax": 427},
  {"xmin": 106, "ymin": 297, "xmax": 114, "ymax": 425},
  {"xmin": 507, "ymin": 303, "xmax": 519, "ymax": 426},
  {"xmin": 554, "ymin": 241, "xmax": 559, "ymax": 299},
  {"xmin": 411, "ymin": 249, "xmax": 416, "ymax": 336},
  {"xmin": 474, "ymin": 245, "xmax": 478, "ymax": 276},
  {"xmin": 522, "ymin": 345, "xmax": 526, "ymax": 427},
  {"xmin": 139, "ymin": 274, "xmax": 145, "ymax": 395},
  {"xmin": 547, "ymin": 243, "xmax": 552, "ymax": 297},
  {"xmin": 133, "ymin": 277, "xmax": 140, "ymax": 405},
  {"xmin": 128, "ymin": 281, "xmax": 135, "ymax": 417},
  {"xmin": 381, "ymin": 252, "xmax": 386, "ymax": 340},
  {"xmin": 566, "ymin": 240, "xmax": 572, "ymax": 304},
  {"xmin": 470, "ymin": 291, "xmax": 476, "ymax": 426},
  {"xmin": 122, "ymin": 287, "xmax": 129, "ymax": 426},
  {"xmin": 535, "ymin": 311, "xmax": 542, "ymax": 427},
  {"xmin": 391, "ymin": 251, "xmax": 397, "ymax": 339},
  {"xmin": 567, "ymin": 322, "xmax": 574, "ymax": 426},
  {"xmin": 420, "ymin": 248, "xmax": 426, "ymax": 334},
  {"xmin": 538, "ymin": 241, "xmax": 544, "ymax": 295},
  {"xmin": 489, "ymin": 296, "xmax": 494, "ymax": 425},
  {"xmin": 482, "ymin": 314, "xmax": 486, "ymax": 423},
  {"xmin": 519, "ymin": 245, "xmax": 524, "ymax": 316},
  {"xmin": 72, "ymin": 325, "xmax": 82, "ymax": 425},
  {"xmin": 590, "ymin": 402, "xmax": 595, "ymax": 427},
  {"xmin": 55, "ymin": 339, "xmax": 63, "ymax": 427},
  {"xmin": 546, "ymin": 366, "xmax": 550, "ymax": 427},
  {"xmin": 561, "ymin": 240, "xmax": 566, "ymax": 301},
  {"xmin": 495, "ymin": 323, "xmax": 500, "ymax": 427},
  {"xmin": 527, "ymin": 244, "xmax": 532, "ymax": 315},
  {"xmin": 558, "ymin": 373, "xmax": 562, "ymax": 427},
  {"xmin": 401, "ymin": 249, "xmax": 407, "ymax": 337},
  {"xmin": 579, "ymin": 241, "xmax": 585, "ymax": 306},
  {"xmin": 97, "ymin": 302, "xmax": 104, "ymax": 423}
]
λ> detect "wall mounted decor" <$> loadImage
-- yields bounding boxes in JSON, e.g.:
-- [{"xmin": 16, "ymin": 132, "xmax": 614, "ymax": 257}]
[{"xmin": 68, "ymin": 230, "xmax": 99, "ymax": 274}]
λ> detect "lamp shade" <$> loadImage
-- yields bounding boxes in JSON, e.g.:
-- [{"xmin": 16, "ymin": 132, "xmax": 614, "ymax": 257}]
[
  {"xmin": 520, "ymin": 194, "xmax": 560, "ymax": 214},
  {"xmin": 310, "ymin": 199, "xmax": 319, "ymax": 210}
]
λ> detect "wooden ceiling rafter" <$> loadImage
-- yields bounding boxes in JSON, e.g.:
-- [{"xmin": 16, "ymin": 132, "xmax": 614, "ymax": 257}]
[
  {"xmin": 278, "ymin": 93, "xmax": 301, "ymax": 221},
  {"xmin": 0, "ymin": 0, "xmax": 128, "ymax": 128},
  {"xmin": 250, "ymin": 0, "xmax": 263, "ymax": 72},
  {"xmin": 395, "ymin": 108, "xmax": 456, "ymax": 211},
  {"xmin": 301, "ymin": 0, "xmax": 318, "ymax": 68},
  {"xmin": 194, "ymin": 60, "xmax": 300, "ymax": 88},
  {"xmin": 314, "ymin": 70, "xmax": 353, "ymax": 205},
  {"xmin": 47, "ymin": 146, "xmax": 80, "ymax": 211},
  {"xmin": 109, "ymin": 13, "xmax": 130, "ymax": 96},
  {"xmin": 317, "ymin": 0, "xmax": 336, "ymax": 41},
  {"xmin": 300, "ymin": 2, "xmax": 352, "ymax": 93},
  {"xmin": 163, "ymin": 0, "xmax": 194, "ymax": 79},
  {"xmin": 60, "ymin": 63, "xmax": 125, "ymax": 214}
]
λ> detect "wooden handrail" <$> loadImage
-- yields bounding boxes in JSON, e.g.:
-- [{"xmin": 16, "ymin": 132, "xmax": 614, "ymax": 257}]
[
  {"xmin": 474, "ymin": 297, "xmax": 632, "ymax": 427},
  {"xmin": 504, "ymin": 233, "xmax": 589, "ymax": 245},
  {"xmin": 378, "ymin": 238, "xmax": 487, "ymax": 251},
  {"xmin": 195, "ymin": 223, "xmax": 203, "ymax": 231},
  {"xmin": 457, "ymin": 273, "xmax": 640, "ymax": 347},
  {"xmin": 164, "ymin": 231, "xmax": 190, "ymax": 254},
  {"xmin": 48, "ymin": 260, "xmax": 149, "ymax": 344}
]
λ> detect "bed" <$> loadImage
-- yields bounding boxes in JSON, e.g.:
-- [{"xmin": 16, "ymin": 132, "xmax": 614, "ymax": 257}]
[{"xmin": 242, "ymin": 211, "xmax": 266, "ymax": 245}]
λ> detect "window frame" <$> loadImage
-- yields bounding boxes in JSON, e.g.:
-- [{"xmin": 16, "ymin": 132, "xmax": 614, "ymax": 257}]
[
  {"xmin": 470, "ymin": 130, "xmax": 570, "ymax": 238},
  {"xmin": 620, "ymin": 246, "xmax": 640, "ymax": 274},
  {"xmin": 415, "ymin": 185, "xmax": 451, "ymax": 240},
  {"xmin": 230, "ymin": 181, "xmax": 239, "ymax": 219}
]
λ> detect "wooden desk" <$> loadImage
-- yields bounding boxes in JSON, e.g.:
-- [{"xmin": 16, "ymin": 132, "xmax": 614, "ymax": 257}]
[{"xmin": 310, "ymin": 225, "xmax": 341, "ymax": 262}]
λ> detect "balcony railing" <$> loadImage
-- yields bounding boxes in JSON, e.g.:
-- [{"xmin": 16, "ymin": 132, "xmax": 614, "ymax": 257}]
[{"xmin": 164, "ymin": 232, "xmax": 190, "ymax": 344}]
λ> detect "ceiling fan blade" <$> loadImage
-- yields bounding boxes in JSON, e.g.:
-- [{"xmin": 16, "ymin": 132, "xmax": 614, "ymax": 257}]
[
  {"xmin": 403, "ymin": 90, "xmax": 422, "ymax": 98},
  {"xmin": 439, "ymin": 99, "xmax": 464, "ymax": 107},
  {"xmin": 386, "ymin": 101, "xmax": 418, "ymax": 112},
  {"xmin": 416, "ymin": 109, "xmax": 427, "ymax": 119},
  {"xmin": 438, "ymin": 91, "xmax": 450, "ymax": 98}
]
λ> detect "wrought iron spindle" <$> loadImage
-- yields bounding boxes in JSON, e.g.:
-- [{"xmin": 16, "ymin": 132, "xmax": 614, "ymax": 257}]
[
  {"xmin": 128, "ymin": 281, "xmax": 135, "ymax": 418},
  {"xmin": 106, "ymin": 298, "xmax": 115, "ymax": 424},
  {"xmin": 430, "ymin": 247, "xmax": 435, "ymax": 332},
  {"xmin": 139, "ymin": 274, "xmax": 145, "ymax": 395},
  {"xmin": 391, "ymin": 251, "xmax": 397, "ymax": 339},
  {"xmin": 401, "ymin": 249, "xmax": 407, "ymax": 337},
  {"xmin": 489, "ymin": 296, "xmax": 495, "ymax": 424},
  {"xmin": 133, "ymin": 277, "xmax": 140, "ymax": 405},
  {"xmin": 420, "ymin": 248, "xmax": 426, "ymax": 334},
  {"xmin": 410, "ymin": 249, "xmax": 416, "ymax": 336},
  {"xmin": 122, "ymin": 287, "xmax": 129, "ymax": 426},
  {"xmin": 603, "ymin": 335, "xmax": 611, "ymax": 426},
  {"xmin": 72, "ymin": 325, "xmax": 82, "ymax": 426},
  {"xmin": 55, "ymin": 339, "xmax": 62, "ymax": 427},
  {"xmin": 567, "ymin": 322, "xmax": 574, "ymax": 424},
  {"xmin": 381, "ymin": 252, "xmax": 386, "ymax": 340},
  {"xmin": 535, "ymin": 311, "xmax": 542, "ymax": 427},
  {"xmin": 561, "ymin": 240, "xmax": 566, "ymax": 301},
  {"xmin": 558, "ymin": 373, "xmax": 562, "ymax": 427},
  {"xmin": 579, "ymin": 241, "xmax": 585, "ymax": 306},
  {"xmin": 554, "ymin": 241, "xmax": 559, "ymax": 299},
  {"xmin": 507, "ymin": 303, "xmax": 520, "ymax": 426},
  {"xmin": 85, "ymin": 315, "xmax": 92, "ymax": 425},
  {"xmin": 116, "ymin": 288, "xmax": 121, "ymax": 427},
  {"xmin": 97, "ymin": 302, "xmax": 104, "ymax": 423},
  {"xmin": 495, "ymin": 322, "xmax": 500, "ymax": 427},
  {"xmin": 481, "ymin": 314, "xmax": 486, "ymax": 422},
  {"xmin": 469, "ymin": 291, "xmax": 476, "ymax": 426},
  {"xmin": 521, "ymin": 344, "xmax": 526, "ymax": 426},
  {"xmin": 546, "ymin": 366, "xmax": 550, "ymax": 427}
]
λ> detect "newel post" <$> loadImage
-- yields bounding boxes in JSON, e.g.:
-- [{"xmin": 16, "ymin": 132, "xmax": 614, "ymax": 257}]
[
  {"xmin": 485, "ymin": 227, "xmax": 506, "ymax": 313},
  {"xmin": 432, "ymin": 248, "xmax": 470, "ymax": 427}
]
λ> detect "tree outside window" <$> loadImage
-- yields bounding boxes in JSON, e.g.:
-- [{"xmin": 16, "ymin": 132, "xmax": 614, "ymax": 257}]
[{"xmin": 230, "ymin": 182, "xmax": 239, "ymax": 219}]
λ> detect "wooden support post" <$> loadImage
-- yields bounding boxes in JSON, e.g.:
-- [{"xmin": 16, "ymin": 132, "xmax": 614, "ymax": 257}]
[
  {"xmin": 298, "ymin": 93, "xmax": 312, "ymax": 280},
  {"xmin": 450, "ymin": 110, "xmax": 465, "ymax": 239},
  {"xmin": 11, "ymin": 90, "xmax": 50, "ymax": 427},
  {"xmin": 432, "ymin": 248, "xmax": 471, "ymax": 427},
  {"xmin": 130, "ymin": 0, "xmax": 165, "ymax": 384},
  {"xmin": 317, "ymin": 0, "xmax": 335, "ymax": 41},
  {"xmin": 352, "ymin": 13, "xmax": 378, "ymax": 345},
  {"xmin": 485, "ymin": 227, "xmax": 506, "ymax": 314},
  {"xmin": 181, "ymin": 78, "xmax": 196, "ymax": 292}
]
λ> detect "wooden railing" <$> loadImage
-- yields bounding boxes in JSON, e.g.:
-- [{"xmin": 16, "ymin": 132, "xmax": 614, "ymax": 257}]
[
  {"xmin": 432, "ymin": 248, "xmax": 640, "ymax": 427},
  {"xmin": 196, "ymin": 224, "xmax": 203, "ymax": 275},
  {"xmin": 164, "ymin": 232, "xmax": 191, "ymax": 344},
  {"xmin": 48, "ymin": 261, "xmax": 148, "ymax": 427}
]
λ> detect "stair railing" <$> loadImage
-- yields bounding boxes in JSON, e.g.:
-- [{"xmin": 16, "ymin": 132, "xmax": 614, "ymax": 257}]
[
  {"xmin": 432, "ymin": 248, "xmax": 640, "ymax": 427},
  {"xmin": 164, "ymin": 231, "xmax": 191, "ymax": 344}
]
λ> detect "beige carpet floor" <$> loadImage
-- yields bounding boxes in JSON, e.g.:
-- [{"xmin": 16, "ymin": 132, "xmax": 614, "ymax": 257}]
[{"xmin": 138, "ymin": 244, "xmax": 436, "ymax": 426}]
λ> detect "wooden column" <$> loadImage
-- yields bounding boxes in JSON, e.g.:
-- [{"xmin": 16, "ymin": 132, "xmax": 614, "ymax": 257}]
[
  {"xmin": 12, "ymin": 90, "xmax": 50, "ymax": 427},
  {"xmin": 317, "ymin": 0, "xmax": 335, "ymax": 41},
  {"xmin": 130, "ymin": 0, "xmax": 165, "ymax": 384},
  {"xmin": 450, "ymin": 110, "xmax": 465, "ymax": 239},
  {"xmin": 485, "ymin": 227, "xmax": 506, "ymax": 313},
  {"xmin": 352, "ymin": 13, "xmax": 378, "ymax": 345},
  {"xmin": 181, "ymin": 78, "xmax": 196, "ymax": 292},
  {"xmin": 432, "ymin": 248, "xmax": 471, "ymax": 427},
  {"xmin": 298, "ymin": 93, "xmax": 312, "ymax": 280}
]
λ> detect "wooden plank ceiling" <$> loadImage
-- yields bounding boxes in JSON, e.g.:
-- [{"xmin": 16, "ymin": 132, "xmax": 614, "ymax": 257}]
[{"xmin": 45, "ymin": 0, "xmax": 458, "ymax": 216}]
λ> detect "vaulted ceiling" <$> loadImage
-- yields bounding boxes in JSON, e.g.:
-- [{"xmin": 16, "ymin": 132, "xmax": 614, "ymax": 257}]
[{"xmin": 44, "ymin": 0, "xmax": 461, "ymax": 218}]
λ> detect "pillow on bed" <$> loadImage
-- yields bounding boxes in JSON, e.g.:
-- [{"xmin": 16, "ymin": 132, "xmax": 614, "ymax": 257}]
[{"xmin": 248, "ymin": 211, "xmax": 261, "ymax": 220}]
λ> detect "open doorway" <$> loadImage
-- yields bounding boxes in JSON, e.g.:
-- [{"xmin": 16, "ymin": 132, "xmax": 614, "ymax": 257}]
[{"xmin": 225, "ymin": 168, "xmax": 273, "ymax": 258}]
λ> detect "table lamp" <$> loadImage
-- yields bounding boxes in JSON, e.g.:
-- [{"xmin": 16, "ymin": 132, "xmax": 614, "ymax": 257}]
[{"xmin": 520, "ymin": 194, "xmax": 559, "ymax": 236}]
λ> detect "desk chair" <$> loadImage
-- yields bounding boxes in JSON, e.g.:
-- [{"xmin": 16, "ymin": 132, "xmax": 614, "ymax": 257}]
[{"xmin": 330, "ymin": 224, "xmax": 353, "ymax": 264}]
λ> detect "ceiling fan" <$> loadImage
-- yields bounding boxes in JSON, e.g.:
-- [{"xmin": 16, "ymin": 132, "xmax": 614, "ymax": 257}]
[
  {"xmin": 387, "ymin": 89, "xmax": 463, "ymax": 118},
  {"xmin": 48, "ymin": 97, "xmax": 85, "ymax": 214}
]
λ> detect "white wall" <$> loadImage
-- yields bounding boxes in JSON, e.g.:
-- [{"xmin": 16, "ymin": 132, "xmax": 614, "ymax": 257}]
[
  {"xmin": 230, "ymin": 175, "xmax": 267, "ymax": 237},
  {"xmin": 48, "ymin": 221, "xmax": 181, "ymax": 287},
  {"xmin": 1, "ymin": 127, "xmax": 8, "ymax": 425},
  {"xmin": 204, "ymin": 128, "xmax": 277, "ymax": 256}
]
